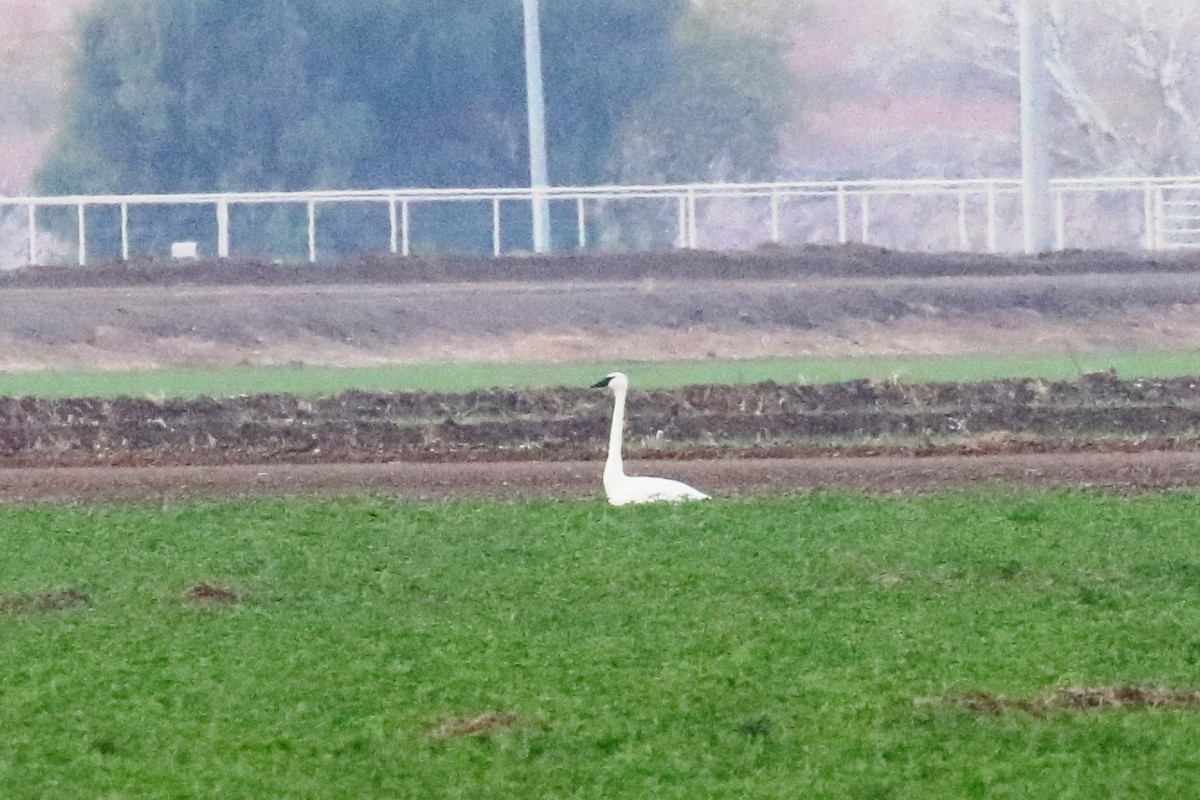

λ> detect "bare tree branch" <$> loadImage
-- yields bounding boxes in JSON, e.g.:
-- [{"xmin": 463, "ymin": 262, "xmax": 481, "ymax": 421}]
[
  {"xmin": 1043, "ymin": 2, "xmax": 1125, "ymax": 168},
  {"xmin": 867, "ymin": 0, "xmax": 1200, "ymax": 175}
]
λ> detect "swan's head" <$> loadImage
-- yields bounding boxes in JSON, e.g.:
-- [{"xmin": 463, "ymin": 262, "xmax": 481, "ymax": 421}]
[{"xmin": 591, "ymin": 371, "xmax": 629, "ymax": 392}]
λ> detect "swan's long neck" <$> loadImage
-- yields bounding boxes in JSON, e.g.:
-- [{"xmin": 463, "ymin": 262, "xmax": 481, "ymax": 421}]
[{"xmin": 605, "ymin": 384, "xmax": 627, "ymax": 481}]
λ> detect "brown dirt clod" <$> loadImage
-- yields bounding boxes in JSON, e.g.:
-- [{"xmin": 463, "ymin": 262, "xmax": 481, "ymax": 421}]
[
  {"xmin": 428, "ymin": 712, "xmax": 520, "ymax": 741},
  {"xmin": 182, "ymin": 583, "xmax": 241, "ymax": 606},
  {"xmin": 1048, "ymin": 685, "xmax": 1200, "ymax": 710},
  {"xmin": 945, "ymin": 685, "xmax": 1200, "ymax": 715},
  {"xmin": 0, "ymin": 587, "xmax": 91, "ymax": 613}
]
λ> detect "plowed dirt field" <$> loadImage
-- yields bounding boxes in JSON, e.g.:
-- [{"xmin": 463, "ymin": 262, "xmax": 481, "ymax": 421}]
[{"xmin": 4, "ymin": 246, "xmax": 1200, "ymax": 501}]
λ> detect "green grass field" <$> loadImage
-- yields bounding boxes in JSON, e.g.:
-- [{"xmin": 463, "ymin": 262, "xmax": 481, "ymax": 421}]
[
  {"xmin": 3, "ymin": 491, "xmax": 1200, "ymax": 798},
  {"xmin": 4, "ymin": 349, "xmax": 1200, "ymax": 398}
]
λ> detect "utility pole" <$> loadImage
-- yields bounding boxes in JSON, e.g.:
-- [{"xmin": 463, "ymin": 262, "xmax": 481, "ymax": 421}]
[
  {"xmin": 522, "ymin": 0, "xmax": 551, "ymax": 253},
  {"xmin": 1019, "ymin": 0, "xmax": 1054, "ymax": 254}
]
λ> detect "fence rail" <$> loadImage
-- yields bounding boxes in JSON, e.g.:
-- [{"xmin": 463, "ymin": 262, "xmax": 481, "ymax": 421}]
[
  {"xmin": 1153, "ymin": 183, "xmax": 1200, "ymax": 250},
  {"xmin": 5, "ymin": 175, "xmax": 1200, "ymax": 266}
]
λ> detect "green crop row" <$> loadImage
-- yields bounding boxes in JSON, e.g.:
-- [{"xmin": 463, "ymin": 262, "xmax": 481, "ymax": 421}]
[{"xmin": 4, "ymin": 350, "xmax": 1200, "ymax": 399}]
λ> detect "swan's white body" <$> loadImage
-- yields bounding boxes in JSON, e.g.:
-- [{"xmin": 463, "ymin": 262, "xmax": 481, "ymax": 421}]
[{"xmin": 592, "ymin": 372, "xmax": 710, "ymax": 506}]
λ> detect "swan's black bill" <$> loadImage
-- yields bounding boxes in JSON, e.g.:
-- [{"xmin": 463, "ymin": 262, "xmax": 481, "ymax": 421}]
[{"xmin": 591, "ymin": 376, "xmax": 614, "ymax": 388}]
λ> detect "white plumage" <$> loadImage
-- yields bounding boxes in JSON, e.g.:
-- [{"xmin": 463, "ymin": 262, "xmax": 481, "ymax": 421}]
[{"xmin": 591, "ymin": 372, "xmax": 710, "ymax": 506}]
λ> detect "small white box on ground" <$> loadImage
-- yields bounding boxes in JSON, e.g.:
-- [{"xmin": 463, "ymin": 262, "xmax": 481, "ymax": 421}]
[{"xmin": 171, "ymin": 241, "xmax": 198, "ymax": 259}]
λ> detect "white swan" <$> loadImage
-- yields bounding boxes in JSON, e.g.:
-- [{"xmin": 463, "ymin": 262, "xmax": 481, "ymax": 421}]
[{"xmin": 591, "ymin": 372, "xmax": 710, "ymax": 506}]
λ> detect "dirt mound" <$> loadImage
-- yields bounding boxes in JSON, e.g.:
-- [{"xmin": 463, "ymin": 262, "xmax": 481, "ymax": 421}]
[
  {"xmin": 946, "ymin": 685, "xmax": 1200, "ymax": 715},
  {"xmin": 428, "ymin": 712, "xmax": 520, "ymax": 741},
  {"xmin": 0, "ymin": 588, "xmax": 91, "ymax": 613},
  {"xmin": 6, "ymin": 246, "xmax": 1200, "ymax": 371},
  {"xmin": 8, "ymin": 246, "xmax": 1200, "ymax": 290},
  {"xmin": 3, "ymin": 373, "xmax": 1200, "ymax": 469},
  {"xmin": 181, "ymin": 583, "xmax": 241, "ymax": 606}
]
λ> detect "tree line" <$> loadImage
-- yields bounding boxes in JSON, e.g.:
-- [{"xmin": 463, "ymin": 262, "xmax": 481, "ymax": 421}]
[{"xmin": 35, "ymin": 0, "xmax": 794, "ymax": 255}]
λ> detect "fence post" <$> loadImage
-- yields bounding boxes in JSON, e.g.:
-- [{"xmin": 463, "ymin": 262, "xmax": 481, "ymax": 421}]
[
  {"xmin": 27, "ymin": 203, "xmax": 37, "ymax": 266},
  {"xmin": 401, "ymin": 199, "xmax": 411, "ymax": 257},
  {"xmin": 686, "ymin": 186, "xmax": 698, "ymax": 249},
  {"xmin": 836, "ymin": 184, "xmax": 848, "ymax": 243},
  {"xmin": 120, "ymin": 202, "xmax": 130, "ymax": 261},
  {"xmin": 770, "ymin": 191, "xmax": 781, "ymax": 244},
  {"xmin": 77, "ymin": 203, "xmax": 86, "ymax": 267},
  {"xmin": 492, "ymin": 197, "xmax": 502, "ymax": 257},
  {"xmin": 1142, "ymin": 181, "xmax": 1154, "ymax": 251},
  {"xmin": 217, "ymin": 198, "xmax": 230, "ymax": 258},
  {"xmin": 576, "ymin": 197, "xmax": 587, "ymax": 250},
  {"xmin": 307, "ymin": 200, "xmax": 317, "ymax": 263},
  {"xmin": 388, "ymin": 196, "xmax": 398, "ymax": 255},
  {"xmin": 957, "ymin": 189, "xmax": 969, "ymax": 250},
  {"xmin": 1153, "ymin": 187, "xmax": 1164, "ymax": 251},
  {"xmin": 860, "ymin": 193, "xmax": 870, "ymax": 244},
  {"xmin": 986, "ymin": 182, "xmax": 998, "ymax": 253},
  {"xmin": 676, "ymin": 193, "xmax": 687, "ymax": 249},
  {"xmin": 1054, "ymin": 191, "xmax": 1065, "ymax": 250}
]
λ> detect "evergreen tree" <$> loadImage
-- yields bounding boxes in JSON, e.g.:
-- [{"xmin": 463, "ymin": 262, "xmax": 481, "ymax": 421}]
[{"xmin": 37, "ymin": 0, "xmax": 793, "ymax": 255}]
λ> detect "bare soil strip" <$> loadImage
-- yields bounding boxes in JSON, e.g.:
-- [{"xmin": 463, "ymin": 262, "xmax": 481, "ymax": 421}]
[
  {"xmin": 0, "ymin": 588, "xmax": 91, "ymax": 613},
  {"xmin": 946, "ymin": 685, "xmax": 1200, "ymax": 715},
  {"xmin": 7, "ymin": 373, "xmax": 1200, "ymax": 468},
  {"xmin": 3, "ymin": 450, "xmax": 1200, "ymax": 504},
  {"xmin": 5, "ymin": 246, "xmax": 1200, "ymax": 372}
]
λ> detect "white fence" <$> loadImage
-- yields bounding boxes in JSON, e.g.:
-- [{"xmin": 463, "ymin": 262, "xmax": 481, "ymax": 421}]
[
  {"xmin": 4, "ymin": 175, "xmax": 1200, "ymax": 266},
  {"xmin": 1154, "ymin": 185, "xmax": 1200, "ymax": 250}
]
